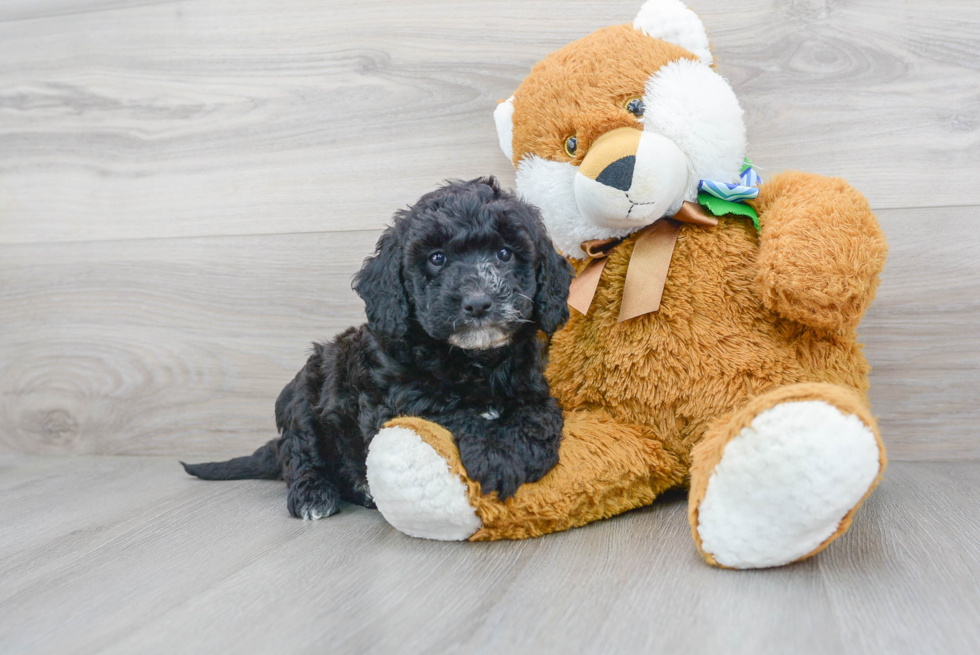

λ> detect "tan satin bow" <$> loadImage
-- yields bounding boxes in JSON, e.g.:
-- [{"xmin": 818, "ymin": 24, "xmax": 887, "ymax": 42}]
[{"xmin": 567, "ymin": 201, "xmax": 719, "ymax": 322}]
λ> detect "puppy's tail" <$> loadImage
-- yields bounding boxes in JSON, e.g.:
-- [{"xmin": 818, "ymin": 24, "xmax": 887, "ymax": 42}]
[{"xmin": 181, "ymin": 439, "xmax": 281, "ymax": 481}]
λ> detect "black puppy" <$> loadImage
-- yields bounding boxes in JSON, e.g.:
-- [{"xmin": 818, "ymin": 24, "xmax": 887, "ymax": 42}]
[{"xmin": 182, "ymin": 177, "xmax": 574, "ymax": 519}]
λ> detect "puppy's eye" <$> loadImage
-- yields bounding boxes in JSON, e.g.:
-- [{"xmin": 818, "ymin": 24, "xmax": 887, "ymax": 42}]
[
  {"xmin": 496, "ymin": 247, "xmax": 513, "ymax": 262},
  {"xmin": 563, "ymin": 135, "xmax": 577, "ymax": 158},
  {"xmin": 428, "ymin": 252, "xmax": 446, "ymax": 267},
  {"xmin": 625, "ymin": 97, "xmax": 645, "ymax": 118}
]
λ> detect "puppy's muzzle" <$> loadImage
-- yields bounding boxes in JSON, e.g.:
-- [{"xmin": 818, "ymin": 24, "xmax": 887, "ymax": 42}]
[{"xmin": 449, "ymin": 265, "xmax": 519, "ymax": 350}]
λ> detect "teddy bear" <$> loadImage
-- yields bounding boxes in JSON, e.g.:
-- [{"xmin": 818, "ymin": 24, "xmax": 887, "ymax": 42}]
[{"xmin": 363, "ymin": 0, "xmax": 888, "ymax": 569}]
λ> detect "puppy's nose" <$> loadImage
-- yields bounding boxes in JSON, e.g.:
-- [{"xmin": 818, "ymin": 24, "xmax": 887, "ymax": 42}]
[
  {"xmin": 462, "ymin": 293, "xmax": 493, "ymax": 318},
  {"xmin": 595, "ymin": 156, "xmax": 635, "ymax": 191}
]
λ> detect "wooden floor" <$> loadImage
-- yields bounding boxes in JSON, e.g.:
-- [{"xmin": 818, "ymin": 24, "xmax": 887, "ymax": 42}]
[
  {"xmin": 0, "ymin": 457, "xmax": 978, "ymax": 655},
  {"xmin": 2, "ymin": 0, "xmax": 980, "ymax": 653}
]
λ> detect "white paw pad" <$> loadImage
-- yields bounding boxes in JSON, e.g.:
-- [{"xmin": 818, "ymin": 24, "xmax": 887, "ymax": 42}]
[
  {"xmin": 366, "ymin": 426, "xmax": 481, "ymax": 541},
  {"xmin": 697, "ymin": 401, "xmax": 881, "ymax": 568}
]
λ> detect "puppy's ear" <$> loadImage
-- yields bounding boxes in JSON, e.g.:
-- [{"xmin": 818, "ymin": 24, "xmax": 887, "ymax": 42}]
[
  {"xmin": 353, "ymin": 224, "xmax": 410, "ymax": 338},
  {"xmin": 478, "ymin": 175, "xmax": 501, "ymax": 192},
  {"xmin": 531, "ymin": 215, "xmax": 575, "ymax": 336}
]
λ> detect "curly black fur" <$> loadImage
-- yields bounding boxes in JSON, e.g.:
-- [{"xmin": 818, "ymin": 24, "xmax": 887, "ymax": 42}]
[{"xmin": 182, "ymin": 177, "xmax": 574, "ymax": 519}]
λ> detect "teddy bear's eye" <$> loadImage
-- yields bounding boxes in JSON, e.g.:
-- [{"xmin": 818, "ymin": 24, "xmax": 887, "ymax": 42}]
[
  {"xmin": 564, "ymin": 135, "xmax": 577, "ymax": 158},
  {"xmin": 625, "ymin": 97, "xmax": 645, "ymax": 117}
]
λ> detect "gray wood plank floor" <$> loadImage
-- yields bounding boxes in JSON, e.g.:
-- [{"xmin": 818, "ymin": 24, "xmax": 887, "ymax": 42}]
[{"xmin": 0, "ymin": 456, "xmax": 978, "ymax": 655}]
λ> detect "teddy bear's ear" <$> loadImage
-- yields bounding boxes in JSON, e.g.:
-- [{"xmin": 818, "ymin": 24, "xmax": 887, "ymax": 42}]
[
  {"xmin": 633, "ymin": 0, "xmax": 713, "ymax": 66},
  {"xmin": 493, "ymin": 96, "xmax": 515, "ymax": 163}
]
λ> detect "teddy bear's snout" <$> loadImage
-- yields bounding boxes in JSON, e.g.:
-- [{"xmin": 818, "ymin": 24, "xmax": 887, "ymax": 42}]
[
  {"xmin": 573, "ymin": 127, "xmax": 689, "ymax": 229},
  {"xmin": 578, "ymin": 127, "xmax": 642, "ymax": 185}
]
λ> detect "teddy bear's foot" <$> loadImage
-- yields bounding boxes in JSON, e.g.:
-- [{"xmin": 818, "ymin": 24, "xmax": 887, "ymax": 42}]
[
  {"xmin": 689, "ymin": 383, "xmax": 886, "ymax": 569},
  {"xmin": 365, "ymin": 420, "xmax": 481, "ymax": 541}
]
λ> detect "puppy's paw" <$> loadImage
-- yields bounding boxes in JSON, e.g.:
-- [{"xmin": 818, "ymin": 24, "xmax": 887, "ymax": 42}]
[
  {"xmin": 349, "ymin": 480, "xmax": 377, "ymax": 509},
  {"xmin": 463, "ymin": 451, "xmax": 527, "ymax": 500},
  {"xmin": 287, "ymin": 476, "xmax": 341, "ymax": 520}
]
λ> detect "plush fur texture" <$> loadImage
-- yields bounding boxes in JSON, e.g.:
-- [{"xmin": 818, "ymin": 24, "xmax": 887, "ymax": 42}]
[
  {"xmin": 507, "ymin": 24, "xmax": 696, "ymax": 167},
  {"xmin": 640, "ymin": 58, "xmax": 746, "ymax": 198},
  {"xmin": 366, "ymin": 425, "xmax": 482, "ymax": 540},
  {"xmin": 493, "ymin": 96, "xmax": 516, "ymax": 162},
  {"xmin": 183, "ymin": 177, "xmax": 574, "ymax": 517},
  {"xmin": 633, "ymin": 0, "xmax": 713, "ymax": 65},
  {"xmin": 695, "ymin": 399, "xmax": 881, "ymax": 568},
  {"xmin": 375, "ymin": 412, "xmax": 684, "ymax": 540},
  {"xmin": 500, "ymin": 23, "xmax": 745, "ymax": 258},
  {"xmin": 688, "ymin": 382, "xmax": 887, "ymax": 568},
  {"xmin": 366, "ymin": 1, "xmax": 890, "ymax": 569},
  {"xmin": 372, "ymin": 176, "xmax": 887, "ymax": 546}
]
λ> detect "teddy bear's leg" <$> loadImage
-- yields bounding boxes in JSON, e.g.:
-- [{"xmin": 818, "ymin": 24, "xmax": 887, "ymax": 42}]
[
  {"xmin": 364, "ymin": 417, "xmax": 482, "ymax": 540},
  {"xmin": 688, "ymin": 382, "xmax": 886, "ymax": 569},
  {"xmin": 366, "ymin": 412, "xmax": 684, "ymax": 541}
]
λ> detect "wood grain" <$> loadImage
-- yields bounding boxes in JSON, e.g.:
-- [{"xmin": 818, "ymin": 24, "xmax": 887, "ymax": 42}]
[
  {"xmin": 2, "ymin": 205, "xmax": 978, "ymax": 458},
  {"xmin": 1, "ymin": 1, "xmax": 978, "ymax": 458},
  {"xmin": 0, "ymin": 456, "xmax": 977, "ymax": 654},
  {"xmin": 862, "ymin": 206, "xmax": 980, "ymax": 460},
  {"xmin": 0, "ymin": 230, "xmax": 379, "ymax": 456},
  {"xmin": 0, "ymin": 0, "xmax": 978, "ymax": 244}
]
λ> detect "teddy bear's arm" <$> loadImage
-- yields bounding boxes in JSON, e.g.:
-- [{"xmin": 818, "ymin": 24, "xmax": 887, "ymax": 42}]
[
  {"xmin": 367, "ymin": 411, "xmax": 686, "ymax": 541},
  {"xmin": 751, "ymin": 171, "xmax": 888, "ymax": 332}
]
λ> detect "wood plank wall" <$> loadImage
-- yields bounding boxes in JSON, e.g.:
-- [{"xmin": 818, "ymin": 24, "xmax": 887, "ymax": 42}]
[{"xmin": 1, "ymin": 0, "xmax": 978, "ymax": 458}]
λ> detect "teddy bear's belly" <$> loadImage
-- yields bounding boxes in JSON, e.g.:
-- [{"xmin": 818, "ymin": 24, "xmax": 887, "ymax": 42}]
[{"xmin": 545, "ymin": 301, "xmax": 870, "ymax": 462}]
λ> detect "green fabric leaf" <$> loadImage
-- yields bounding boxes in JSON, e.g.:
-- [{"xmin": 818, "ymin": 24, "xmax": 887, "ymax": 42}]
[{"xmin": 698, "ymin": 192, "xmax": 760, "ymax": 232}]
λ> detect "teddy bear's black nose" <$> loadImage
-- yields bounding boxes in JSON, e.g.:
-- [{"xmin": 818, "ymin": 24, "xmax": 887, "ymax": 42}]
[{"xmin": 595, "ymin": 155, "xmax": 635, "ymax": 191}]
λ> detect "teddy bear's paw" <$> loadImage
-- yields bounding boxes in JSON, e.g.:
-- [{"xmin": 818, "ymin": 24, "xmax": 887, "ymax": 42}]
[
  {"xmin": 365, "ymin": 425, "xmax": 482, "ymax": 541},
  {"xmin": 695, "ymin": 400, "xmax": 882, "ymax": 569}
]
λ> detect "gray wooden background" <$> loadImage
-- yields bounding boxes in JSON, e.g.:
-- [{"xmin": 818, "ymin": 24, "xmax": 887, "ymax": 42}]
[{"xmin": 2, "ymin": 0, "xmax": 979, "ymax": 460}]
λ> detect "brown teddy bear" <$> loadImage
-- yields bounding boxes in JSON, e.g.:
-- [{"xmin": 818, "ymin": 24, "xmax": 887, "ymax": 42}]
[{"xmin": 364, "ymin": 0, "xmax": 888, "ymax": 569}]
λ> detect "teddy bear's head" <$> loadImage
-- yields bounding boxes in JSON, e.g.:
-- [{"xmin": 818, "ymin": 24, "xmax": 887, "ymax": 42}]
[{"xmin": 494, "ymin": 0, "xmax": 747, "ymax": 259}]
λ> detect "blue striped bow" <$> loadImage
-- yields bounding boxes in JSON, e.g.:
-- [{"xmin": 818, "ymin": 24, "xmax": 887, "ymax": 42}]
[{"xmin": 696, "ymin": 160, "xmax": 762, "ymax": 231}]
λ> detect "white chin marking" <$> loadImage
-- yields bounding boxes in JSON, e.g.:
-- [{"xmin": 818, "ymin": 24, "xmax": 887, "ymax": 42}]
[
  {"xmin": 696, "ymin": 401, "xmax": 881, "ymax": 569},
  {"xmin": 366, "ymin": 426, "xmax": 481, "ymax": 541},
  {"xmin": 448, "ymin": 326, "xmax": 511, "ymax": 350}
]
